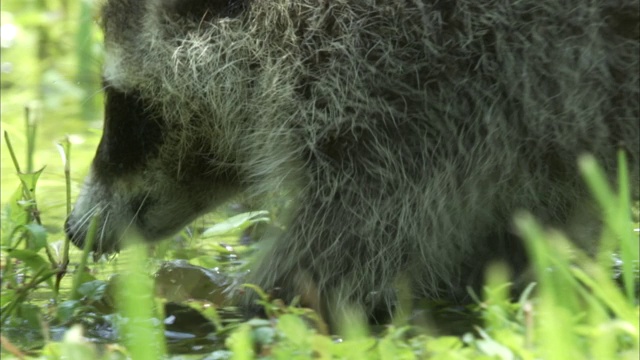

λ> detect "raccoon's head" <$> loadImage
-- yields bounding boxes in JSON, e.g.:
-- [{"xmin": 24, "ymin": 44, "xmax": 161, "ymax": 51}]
[{"xmin": 65, "ymin": 0, "xmax": 252, "ymax": 253}]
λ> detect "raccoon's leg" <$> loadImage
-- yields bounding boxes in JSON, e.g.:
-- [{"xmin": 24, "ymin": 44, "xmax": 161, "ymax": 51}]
[{"xmin": 241, "ymin": 191, "xmax": 410, "ymax": 327}]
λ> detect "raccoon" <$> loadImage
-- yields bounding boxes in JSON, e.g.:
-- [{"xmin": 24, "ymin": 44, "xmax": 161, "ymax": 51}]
[{"xmin": 66, "ymin": 0, "xmax": 639, "ymax": 323}]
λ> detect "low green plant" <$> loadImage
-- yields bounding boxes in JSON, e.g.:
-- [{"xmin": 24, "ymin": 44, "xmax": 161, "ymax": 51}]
[{"xmin": 1, "ymin": 108, "xmax": 62, "ymax": 325}]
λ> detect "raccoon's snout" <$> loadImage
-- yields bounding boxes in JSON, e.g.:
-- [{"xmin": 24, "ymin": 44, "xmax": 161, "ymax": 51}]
[
  {"xmin": 64, "ymin": 217, "xmax": 85, "ymax": 249},
  {"xmin": 64, "ymin": 216, "xmax": 104, "ymax": 252},
  {"xmin": 64, "ymin": 212, "xmax": 121, "ymax": 254}
]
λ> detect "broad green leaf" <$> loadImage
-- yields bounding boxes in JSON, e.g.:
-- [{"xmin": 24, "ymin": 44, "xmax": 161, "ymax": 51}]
[
  {"xmin": 16, "ymin": 166, "xmax": 45, "ymax": 200},
  {"xmin": 24, "ymin": 223, "xmax": 47, "ymax": 251},
  {"xmin": 9, "ymin": 248, "xmax": 55, "ymax": 289},
  {"xmin": 202, "ymin": 211, "xmax": 270, "ymax": 238}
]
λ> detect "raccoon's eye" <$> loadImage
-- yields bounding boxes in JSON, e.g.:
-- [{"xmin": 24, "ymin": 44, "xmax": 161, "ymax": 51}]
[
  {"xmin": 158, "ymin": 0, "xmax": 249, "ymax": 20},
  {"xmin": 92, "ymin": 85, "xmax": 164, "ymax": 181}
]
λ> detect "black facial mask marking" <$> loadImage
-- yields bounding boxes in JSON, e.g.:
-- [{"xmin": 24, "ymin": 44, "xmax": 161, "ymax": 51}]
[{"xmin": 93, "ymin": 85, "xmax": 165, "ymax": 182}]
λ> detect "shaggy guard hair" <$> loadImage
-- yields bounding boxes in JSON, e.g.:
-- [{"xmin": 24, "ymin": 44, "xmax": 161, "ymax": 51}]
[{"xmin": 68, "ymin": 0, "xmax": 639, "ymax": 322}]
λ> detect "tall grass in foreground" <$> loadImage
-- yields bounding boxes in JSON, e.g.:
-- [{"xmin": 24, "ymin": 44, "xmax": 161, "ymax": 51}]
[
  {"xmin": 114, "ymin": 237, "xmax": 167, "ymax": 360},
  {"xmin": 513, "ymin": 153, "xmax": 638, "ymax": 360}
]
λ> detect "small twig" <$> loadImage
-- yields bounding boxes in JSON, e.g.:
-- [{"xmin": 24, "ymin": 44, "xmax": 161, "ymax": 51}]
[
  {"xmin": 0, "ymin": 334, "xmax": 26, "ymax": 359},
  {"xmin": 4, "ymin": 131, "xmax": 22, "ymax": 174},
  {"xmin": 54, "ymin": 137, "xmax": 73, "ymax": 299}
]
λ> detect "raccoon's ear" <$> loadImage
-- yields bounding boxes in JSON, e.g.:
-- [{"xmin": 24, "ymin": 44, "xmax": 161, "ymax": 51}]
[{"xmin": 156, "ymin": 0, "xmax": 248, "ymax": 20}]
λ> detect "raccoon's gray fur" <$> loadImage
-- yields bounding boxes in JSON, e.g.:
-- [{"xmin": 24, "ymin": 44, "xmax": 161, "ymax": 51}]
[{"xmin": 66, "ymin": 0, "xmax": 639, "ymax": 322}]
